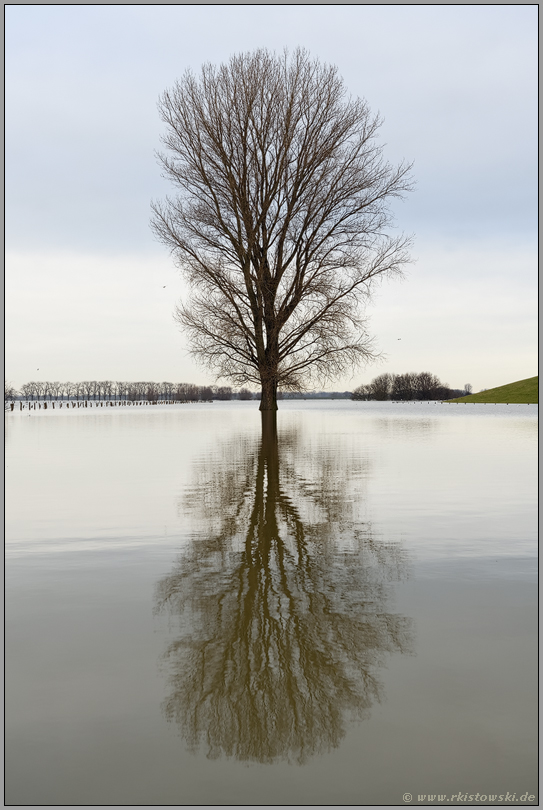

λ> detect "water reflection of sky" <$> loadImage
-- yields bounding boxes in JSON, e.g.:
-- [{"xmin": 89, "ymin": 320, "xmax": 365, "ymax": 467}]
[
  {"xmin": 5, "ymin": 402, "xmax": 538, "ymax": 804},
  {"xmin": 5, "ymin": 402, "xmax": 537, "ymax": 562}
]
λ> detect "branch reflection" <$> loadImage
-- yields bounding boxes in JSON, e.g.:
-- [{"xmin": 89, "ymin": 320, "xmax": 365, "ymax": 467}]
[{"xmin": 155, "ymin": 414, "xmax": 413, "ymax": 764}]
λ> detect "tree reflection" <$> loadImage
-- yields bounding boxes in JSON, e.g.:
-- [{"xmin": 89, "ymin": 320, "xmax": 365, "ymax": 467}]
[{"xmin": 155, "ymin": 414, "xmax": 413, "ymax": 764}]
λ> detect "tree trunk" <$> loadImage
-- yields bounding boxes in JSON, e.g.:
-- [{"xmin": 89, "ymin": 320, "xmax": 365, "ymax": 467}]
[
  {"xmin": 259, "ymin": 376, "xmax": 278, "ymax": 411},
  {"xmin": 260, "ymin": 409, "xmax": 278, "ymax": 444}
]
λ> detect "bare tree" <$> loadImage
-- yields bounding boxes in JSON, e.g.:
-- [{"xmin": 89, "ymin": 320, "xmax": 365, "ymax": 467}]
[
  {"xmin": 81, "ymin": 380, "xmax": 94, "ymax": 401},
  {"xmin": 146, "ymin": 382, "xmax": 159, "ymax": 403},
  {"xmin": 351, "ymin": 383, "xmax": 369, "ymax": 401},
  {"xmin": 98, "ymin": 380, "xmax": 112, "ymax": 401},
  {"xmin": 437, "ymin": 384, "xmax": 452, "ymax": 400},
  {"xmin": 213, "ymin": 386, "xmax": 232, "ymax": 401},
  {"xmin": 391, "ymin": 372, "xmax": 415, "ymax": 401},
  {"xmin": 126, "ymin": 382, "xmax": 140, "ymax": 401},
  {"xmin": 369, "ymin": 373, "xmax": 393, "ymax": 401},
  {"xmin": 413, "ymin": 371, "xmax": 441, "ymax": 401},
  {"xmin": 5, "ymin": 380, "xmax": 17, "ymax": 408},
  {"xmin": 175, "ymin": 382, "xmax": 186, "ymax": 402},
  {"xmin": 199, "ymin": 385, "xmax": 214, "ymax": 402},
  {"xmin": 49, "ymin": 381, "xmax": 63, "ymax": 401},
  {"xmin": 185, "ymin": 384, "xmax": 199, "ymax": 402},
  {"xmin": 20, "ymin": 382, "xmax": 36, "ymax": 401},
  {"xmin": 151, "ymin": 48, "xmax": 413, "ymax": 411}
]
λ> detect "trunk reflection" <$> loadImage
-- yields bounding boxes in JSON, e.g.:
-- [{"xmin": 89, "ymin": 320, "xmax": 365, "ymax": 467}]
[{"xmin": 155, "ymin": 414, "xmax": 413, "ymax": 764}]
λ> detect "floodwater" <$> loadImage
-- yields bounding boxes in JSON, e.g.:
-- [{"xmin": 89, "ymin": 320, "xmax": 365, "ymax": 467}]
[{"xmin": 4, "ymin": 401, "xmax": 538, "ymax": 806}]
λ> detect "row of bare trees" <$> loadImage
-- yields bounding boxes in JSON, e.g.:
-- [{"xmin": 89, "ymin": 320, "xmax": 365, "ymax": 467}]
[
  {"xmin": 6, "ymin": 380, "xmax": 256, "ymax": 405},
  {"xmin": 351, "ymin": 372, "xmax": 466, "ymax": 401}
]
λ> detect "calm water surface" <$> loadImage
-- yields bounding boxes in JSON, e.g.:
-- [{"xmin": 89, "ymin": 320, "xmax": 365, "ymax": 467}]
[{"xmin": 5, "ymin": 402, "xmax": 538, "ymax": 805}]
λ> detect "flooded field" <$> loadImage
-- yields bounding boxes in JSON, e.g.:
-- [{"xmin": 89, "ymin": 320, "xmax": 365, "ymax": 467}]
[{"xmin": 5, "ymin": 401, "xmax": 538, "ymax": 805}]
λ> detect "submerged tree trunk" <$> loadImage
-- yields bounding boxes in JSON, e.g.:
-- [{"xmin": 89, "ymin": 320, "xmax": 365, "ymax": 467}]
[{"xmin": 260, "ymin": 409, "xmax": 278, "ymax": 445}]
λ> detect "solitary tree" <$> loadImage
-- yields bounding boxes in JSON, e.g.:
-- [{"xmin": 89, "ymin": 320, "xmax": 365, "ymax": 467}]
[{"xmin": 152, "ymin": 48, "xmax": 413, "ymax": 411}]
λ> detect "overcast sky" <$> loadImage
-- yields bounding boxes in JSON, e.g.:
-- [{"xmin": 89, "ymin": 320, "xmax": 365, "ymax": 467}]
[{"xmin": 6, "ymin": 5, "xmax": 537, "ymax": 392}]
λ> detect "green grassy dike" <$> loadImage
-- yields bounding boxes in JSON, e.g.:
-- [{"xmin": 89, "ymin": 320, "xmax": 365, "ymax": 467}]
[{"xmin": 446, "ymin": 376, "xmax": 538, "ymax": 404}]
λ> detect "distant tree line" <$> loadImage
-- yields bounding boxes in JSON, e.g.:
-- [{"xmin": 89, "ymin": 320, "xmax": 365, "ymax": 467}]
[
  {"xmin": 274, "ymin": 391, "xmax": 352, "ymax": 400},
  {"xmin": 351, "ymin": 372, "xmax": 466, "ymax": 401},
  {"xmin": 5, "ymin": 375, "xmax": 469, "ymax": 408},
  {"xmin": 6, "ymin": 380, "xmax": 257, "ymax": 405}
]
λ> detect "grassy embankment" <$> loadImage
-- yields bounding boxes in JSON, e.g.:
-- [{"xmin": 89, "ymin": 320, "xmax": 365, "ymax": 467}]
[{"xmin": 446, "ymin": 376, "xmax": 538, "ymax": 404}]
